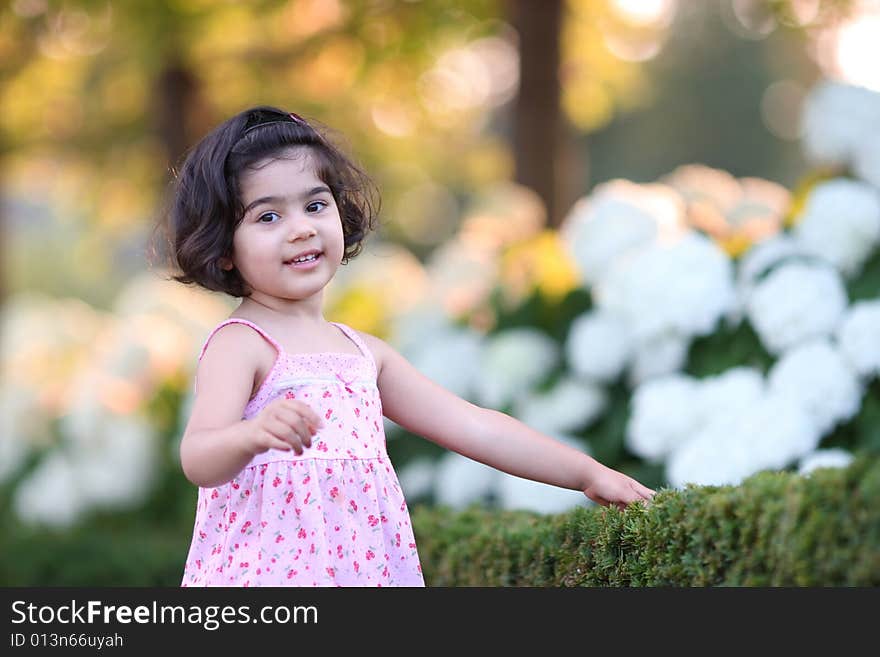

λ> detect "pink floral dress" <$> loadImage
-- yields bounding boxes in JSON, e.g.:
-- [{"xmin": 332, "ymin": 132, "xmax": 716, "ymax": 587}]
[{"xmin": 181, "ymin": 319, "xmax": 424, "ymax": 587}]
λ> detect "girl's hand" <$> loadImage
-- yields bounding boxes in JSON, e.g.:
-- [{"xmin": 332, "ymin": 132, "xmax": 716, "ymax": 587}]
[
  {"xmin": 583, "ymin": 463, "xmax": 655, "ymax": 511},
  {"xmin": 244, "ymin": 395, "xmax": 324, "ymax": 456}
]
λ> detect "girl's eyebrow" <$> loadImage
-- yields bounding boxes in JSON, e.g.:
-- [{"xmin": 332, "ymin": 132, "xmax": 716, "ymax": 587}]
[{"xmin": 243, "ymin": 185, "xmax": 331, "ymax": 215}]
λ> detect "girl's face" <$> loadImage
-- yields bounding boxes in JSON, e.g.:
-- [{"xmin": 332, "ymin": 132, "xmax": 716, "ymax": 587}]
[{"xmin": 224, "ymin": 147, "xmax": 345, "ymax": 308}]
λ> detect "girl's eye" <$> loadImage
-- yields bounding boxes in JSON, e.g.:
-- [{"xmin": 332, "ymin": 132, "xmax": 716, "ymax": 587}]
[
  {"xmin": 257, "ymin": 212, "xmax": 280, "ymax": 224},
  {"xmin": 306, "ymin": 200, "xmax": 327, "ymax": 213}
]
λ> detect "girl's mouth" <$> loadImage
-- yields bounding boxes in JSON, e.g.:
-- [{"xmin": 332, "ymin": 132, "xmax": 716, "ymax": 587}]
[{"xmin": 285, "ymin": 251, "xmax": 323, "ymax": 269}]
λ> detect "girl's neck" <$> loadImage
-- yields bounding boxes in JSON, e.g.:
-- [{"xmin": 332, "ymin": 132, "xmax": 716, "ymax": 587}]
[{"xmin": 236, "ymin": 292, "xmax": 325, "ymax": 324}]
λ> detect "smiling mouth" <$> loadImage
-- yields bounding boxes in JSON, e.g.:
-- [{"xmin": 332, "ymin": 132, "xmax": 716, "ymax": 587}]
[{"xmin": 285, "ymin": 251, "xmax": 323, "ymax": 265}]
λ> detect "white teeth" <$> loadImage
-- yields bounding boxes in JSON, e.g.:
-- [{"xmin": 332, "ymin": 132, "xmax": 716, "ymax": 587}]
[{"xmin": 292, "ymin": 253, "xmax": 318, "ymax": 264}]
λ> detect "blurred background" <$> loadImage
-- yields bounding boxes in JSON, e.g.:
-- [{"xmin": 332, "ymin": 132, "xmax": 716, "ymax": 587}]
[{"xmin": 2, "ymin": 0, "xmax": 879, "ymax": 584}]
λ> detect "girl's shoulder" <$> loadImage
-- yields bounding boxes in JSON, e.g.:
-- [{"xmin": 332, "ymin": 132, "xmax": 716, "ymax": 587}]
[{"xmin": 196, "ymin": 318, "xmax": 280, "ymax": 398}]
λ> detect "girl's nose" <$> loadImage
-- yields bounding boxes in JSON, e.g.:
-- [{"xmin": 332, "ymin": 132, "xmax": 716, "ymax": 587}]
[{"xmin": 287, "ymin": 221, "xmax": 317, "ymax": 241}]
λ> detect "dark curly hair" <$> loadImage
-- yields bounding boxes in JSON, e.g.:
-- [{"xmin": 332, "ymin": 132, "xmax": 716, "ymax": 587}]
[{"xmin": 158, "ymin": 106, "xmax": 379, "ymax": 298}]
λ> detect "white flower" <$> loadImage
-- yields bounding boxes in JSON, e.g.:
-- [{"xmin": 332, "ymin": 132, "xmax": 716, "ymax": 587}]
[
  {"xmin": 627, "ymin": 332, "xmax": 690, "ymax": 385},
  {"xmin": 397, "ymin": 459, "xmax": 437, "ymax": 501},
  {"xmin": 695, "ymin": 366, "xmax": 765, "ymax": 428},
  {"xmin": 559, "ymin": 179, "xmax": 686, "ymax": 285},
  {"xmin": 768, "ymin": 339, "xmax": 863, "ymax": 436},
  {"xmin": 404, "ymin": 324, "xmax": 484, "ymax": 398},
  {"xmin": 0, "ymin": 387, "xmax": 35, "ymax": 483},
  {"xmin": 793, "ymin": 179, "xmax": 880, "ymax": 278},
  {"xmin": 513, "ymin": 377, "xmax": 607, "ymax": 433},
  {"xmin": 625, "ymin": 374, "xmax": 701, "ymax": 463},
  {"xmin": 597, "ymin": 231, "xmax": 735, "ymax": 342},
  {"xmin": 13, "ymin": 452, "xmax": 86, "ymax": 528},
  {"xmin": 746, "ymin": 261, "xmax": 847, "ymax": 355},
  {"xmin": 73, "ymin": 415, "xmax": 159, "ymax": 510},
  {"xmin": 836, "ymin": 299, "xmax": 880, "ymax": 380},
  {"xmin": 732, "ymin": 235, "xmax": 809, "ymax": 322},
  {"xmin": 434, "ymin": 452, "xmax": 498, "ymax": 509},
  {"xmin": 389, "ymin": 303, "xmax": 451, "ymax": 353},
  {"xmin": 800, "ymin": 80, "xmax": 880, "ymax": 167},
  {"xmin": 666, "ymin": 393, "xmax": 819, "ymax": 488},
  {"xmin": 798, "ymin": 448, "xmax": 855, "ymax": 476},
  {"xmin": 853, "ymin": 130, "xmax": 880, "ymax": 188},
  {"xmin": 474, "ymin": 328, "xmax": 558, "ymax": 409},
  {"xmin": 495, "ymin": 435, "xmax": 592, "ymax": 513},
  {"xmin": 565, "ymin": 310, "xmax": 633, "ymax": 383}
]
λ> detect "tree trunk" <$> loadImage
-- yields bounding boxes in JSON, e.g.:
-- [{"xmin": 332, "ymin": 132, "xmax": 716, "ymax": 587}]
[{"xmin": 510, "ymin": 0, "xmax": 565, "ymax": 227}]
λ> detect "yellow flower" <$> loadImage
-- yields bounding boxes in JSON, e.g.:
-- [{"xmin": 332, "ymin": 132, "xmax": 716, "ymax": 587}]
[{"xmin": 500, "ymin": 230, "xmax": 580, "ymax": 307}]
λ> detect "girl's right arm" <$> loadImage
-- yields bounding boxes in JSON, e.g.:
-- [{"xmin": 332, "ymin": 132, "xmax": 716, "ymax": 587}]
[{"xmin": 179, "ymin": 324, "xmax": 322, "ymax": 488}]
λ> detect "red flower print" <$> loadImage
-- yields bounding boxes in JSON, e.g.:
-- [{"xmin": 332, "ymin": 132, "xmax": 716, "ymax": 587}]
[
  {"xmin": 381, "ymin": 514, "xmax": 388, "ymax": 523},
  {"xmin": 240, "ymin": 521, "xmax": 252, "ymax": 533},
  {"xmin": 304, "ymin": 492, "xmax": 311, "ymax": 505},
  {"xmin": 365, "ymin": 549, "xmax": 375, "ymax": 561},
  {"xmin": 351, "ymin": 430, "xmax": 358, "ymax": 439},
  {"xmin": 349, "ymin": 500, "xmax": 358, "ymax": 512},
  {"xmin": 195, "ymin": 559, "xmax": 201, "ymax": 569},
  {"xmin": 302, "ymin": 475, "xmax": 311, "ymax": 485},
  {"xmin": 287, "ymin": 570, "xmax": 296, "ymax": 579},
  {"xmin": 354, "ymin": 408, "xmax": 360, "ymax": 418},
  {"xmin": 326, "ymin": 567, "xmax": 335, "ymax": 578},
  {"xmin": 325, "ymin": 467, "xmax": 333, "ymax": 475},
  {"xmin": 199, "ymin": 531, "xmax": 207, "ymax": 540},
  {"xmin": 232, "ymin": 482, "xmax": 240, "ymax": 490},
  {"xmin": 272, "ymin": 476, "xmax": 281, "ymax": 487},
  {"xmin": 325, "ymin": 408, "xmax": 333, "ymax": 419},
  {"xmin": 286, "ymin": 492, "xmax": 294, "ymax": 504},
  {"xmin": 368, "ymin": 515, "xmax": 379, "ymax": 527},
  {"xmin": 330, "ymin": 486, "xmax": 339, "ymax": 499},
  {"xmin": 298, "ymin": 528, "xmax": 306, "ymax": 539},
  {"xmin": 323, "ymin": 390, "xmax": 331, "ymax": 398},
  {"xmin": 285, "ymin": 391, "xmax": 295, "ymax": 400},
  {"xmin": 336, "ymin": 545, "xmax": 344, "ymax": 558},
  {"xmin": 382, "ymin": 566, "xmax": 389, "ymax": 578},
  {"xmin": 276, "ymin": 534, "xmax": 285, "ymax": 543},
  {"xmin": 362, "ymin": 483, "xmax": 371, "ymax": 493},
  {"xmin": 229, "ymin": 512, "xmax": 237, "ymax": 524},
  {"xmin": 256, "ymin": 568, "xmax": 261, "ymax": 575},
  {"xmin": 354, "ymin": 561, "xmax": 360, "ymax": 573},
  {"xmin": 239, "ymin": 562, "xmax": 249, "ymax": 568},
  {"xmin": 211, "ymin": 490, "xmax": 219, "ymax": 499},
  {"xmin": 395, "ymin": 533, "xmax": 401, "ymax": 547}
]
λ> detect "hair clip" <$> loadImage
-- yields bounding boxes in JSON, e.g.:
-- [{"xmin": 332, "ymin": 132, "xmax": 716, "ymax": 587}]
[{"xmin": 242, "ymin": 110, "xmax": 308, "ymax": 137}]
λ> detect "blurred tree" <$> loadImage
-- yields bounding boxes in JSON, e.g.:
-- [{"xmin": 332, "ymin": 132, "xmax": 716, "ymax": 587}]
[{"xmin": 0, "ymin": 0, "xmax": 864, "ymax": 306}]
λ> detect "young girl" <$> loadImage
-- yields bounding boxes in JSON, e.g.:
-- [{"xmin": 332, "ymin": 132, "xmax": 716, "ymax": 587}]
[{"xmin": 166, "ymin": 106, "xmax": 655, "ymax": 587}]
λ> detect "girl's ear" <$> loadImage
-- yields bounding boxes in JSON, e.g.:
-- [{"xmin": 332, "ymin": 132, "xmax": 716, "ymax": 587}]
[{"xmin": 218, "ymin": 257, "xmax": 234, "ymax": 271}]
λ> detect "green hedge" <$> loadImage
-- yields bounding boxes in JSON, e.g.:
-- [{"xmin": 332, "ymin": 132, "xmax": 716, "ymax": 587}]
[
  {"xmin": 2, "ymin": 455, "xmax": 877, "ymax": 586},
  {"xmin": 413, "ymin": 453, "xmax": 880, "ymax": 586}
]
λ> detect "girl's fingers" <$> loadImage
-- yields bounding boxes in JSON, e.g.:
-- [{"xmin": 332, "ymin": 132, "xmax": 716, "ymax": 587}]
[{"xmin": 283, "ymin": 400, "xmax": 324, "ymax": 429}]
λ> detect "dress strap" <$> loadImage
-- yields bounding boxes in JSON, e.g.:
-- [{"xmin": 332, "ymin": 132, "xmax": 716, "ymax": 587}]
[
  {"xmin": 198, "ymin": 318, "xmax": 283, "ymax": 361},
  {"xmin": 331, "ymin": 322, "xmax": 377, "ymax": 375}
]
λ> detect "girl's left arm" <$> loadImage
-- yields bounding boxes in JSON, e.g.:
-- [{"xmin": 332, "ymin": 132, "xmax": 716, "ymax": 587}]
[{"xmin": 363, "ymin": 334, "xmax": 654, "ymax": 508}]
